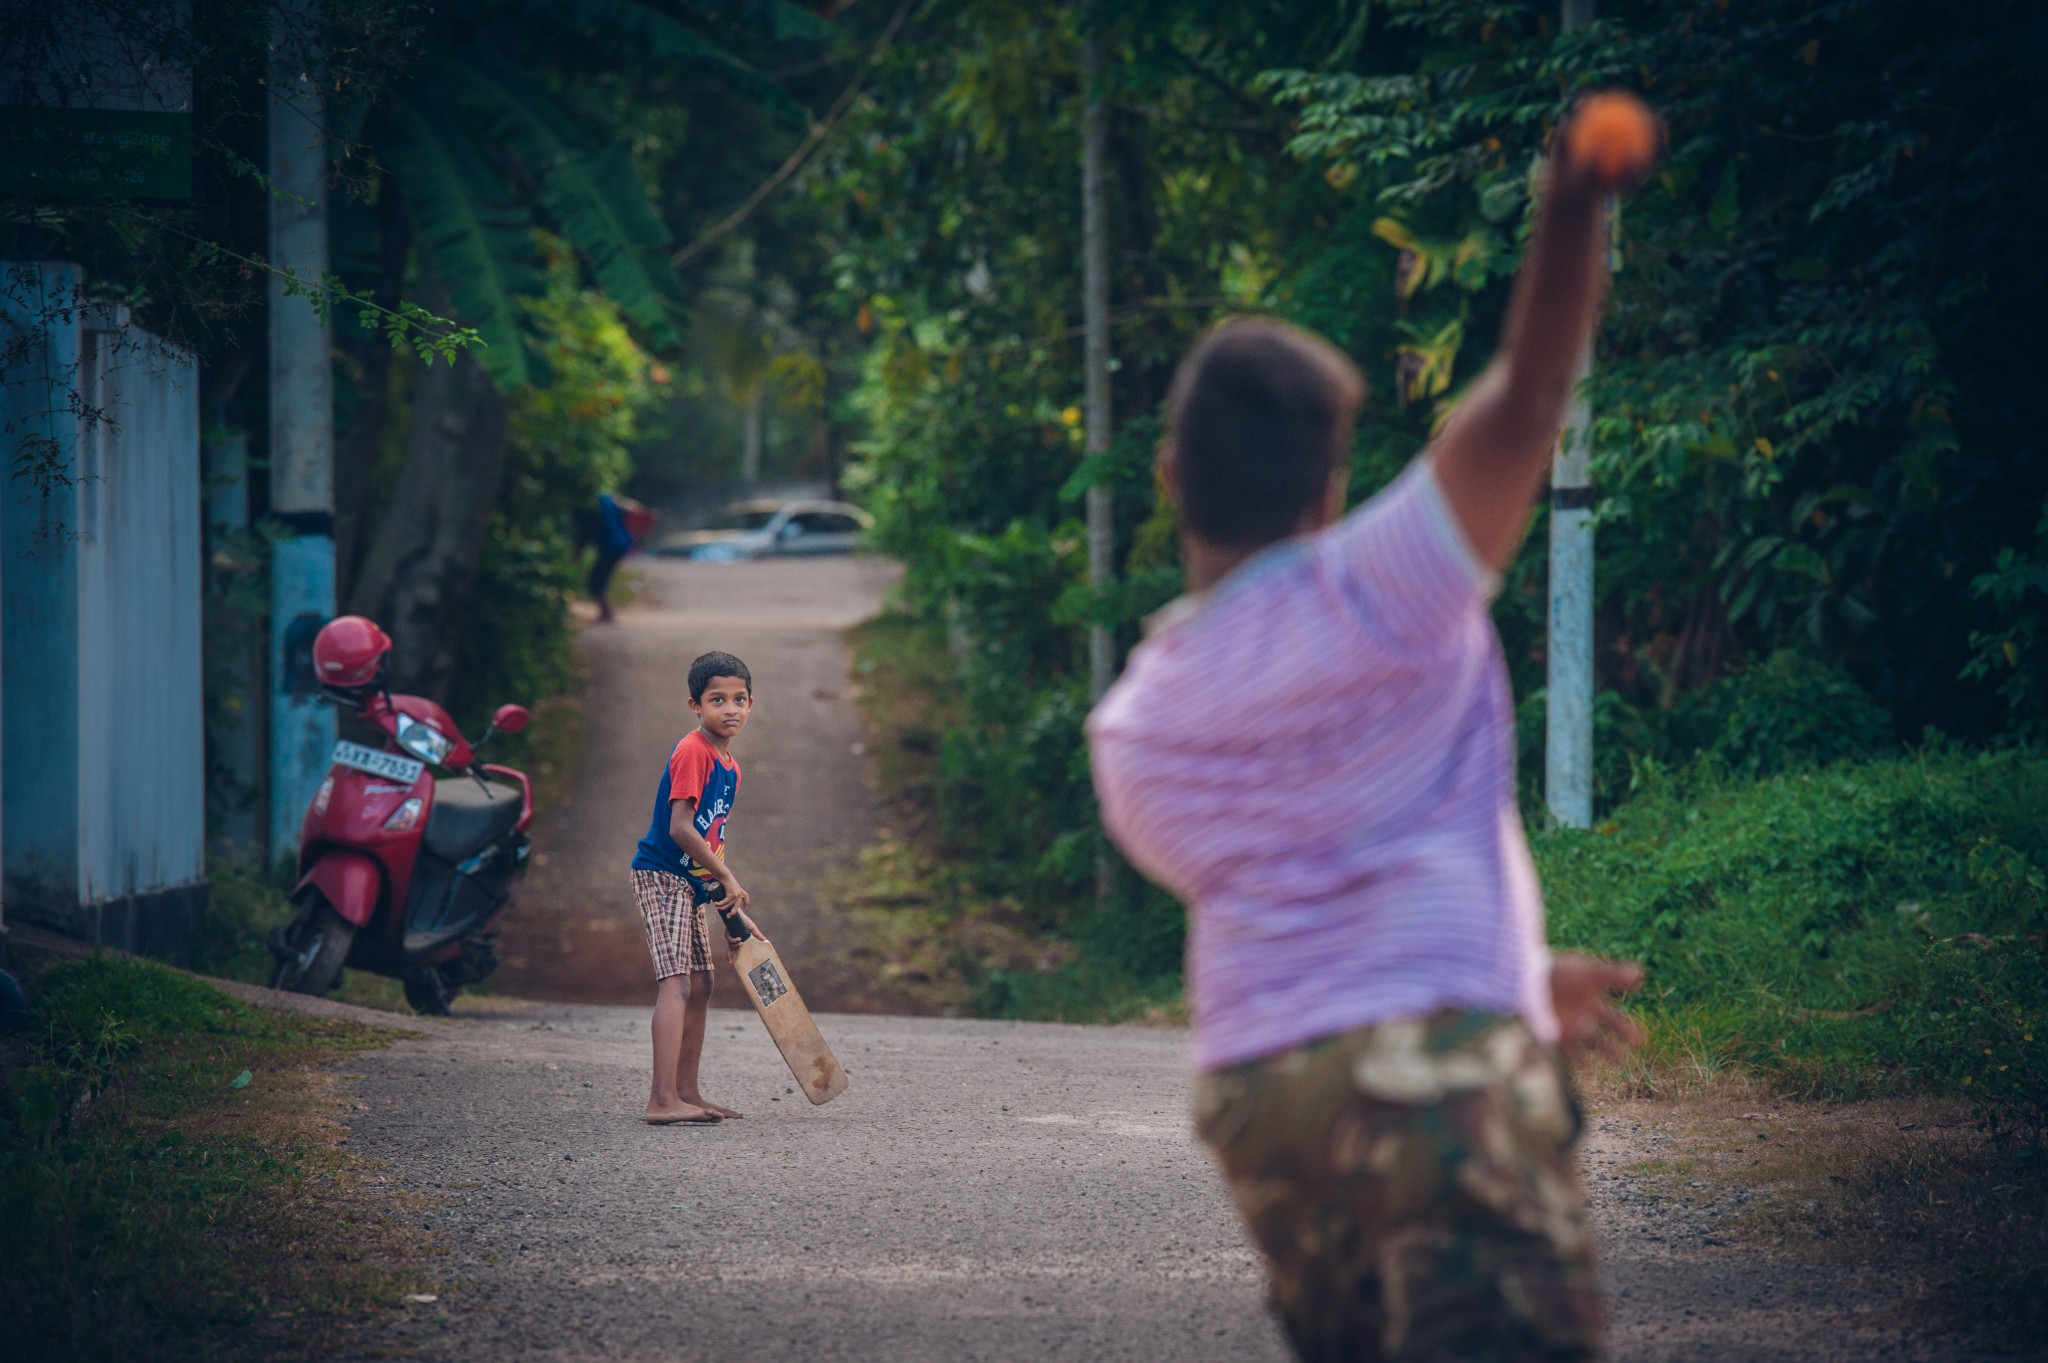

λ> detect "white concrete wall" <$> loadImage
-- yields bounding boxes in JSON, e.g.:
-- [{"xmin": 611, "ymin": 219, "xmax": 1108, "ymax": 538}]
[{"xmin": 73, "ymin": 319, "xmax": 204, "ymax": 903}]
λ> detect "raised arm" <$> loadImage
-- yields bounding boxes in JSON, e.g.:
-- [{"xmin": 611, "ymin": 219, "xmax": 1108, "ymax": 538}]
[{"xmin": 1430, "ymin": 93, "xmax": 1659, "ymax": 570}]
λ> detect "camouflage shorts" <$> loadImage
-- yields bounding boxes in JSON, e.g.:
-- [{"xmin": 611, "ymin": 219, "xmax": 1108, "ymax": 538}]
[{"xmin": 1193, "ymin": 1012, "xmax": 1604, "ymax": 1363}]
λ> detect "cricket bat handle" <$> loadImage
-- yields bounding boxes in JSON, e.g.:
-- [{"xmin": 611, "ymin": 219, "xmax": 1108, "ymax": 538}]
[{"xmin": 716, "ymin": 903, "xmax": 754, "ymax": 940}]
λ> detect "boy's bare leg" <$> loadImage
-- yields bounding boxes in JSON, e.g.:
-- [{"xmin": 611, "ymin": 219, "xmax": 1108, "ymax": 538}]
[
  {"xmin": 646, "ymin": 974, "xmax": 718, "ymax": 1124},
  {"xmin": 676, "ymin": 968, "xmax": 744, "ymax": 1118}
]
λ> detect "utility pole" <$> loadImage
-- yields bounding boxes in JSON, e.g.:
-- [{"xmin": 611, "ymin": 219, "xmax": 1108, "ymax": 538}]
[
  {"xmin": 1545, "ymin": 0, "xmax": 1600, "ymax": 830},
  {"xmin": 267, "ymin": 0, "xmax": 337, "ymax": 858},
  {"xmin": 1081, "ymin": 14, "xmax": 1115, "ymax": 905}
]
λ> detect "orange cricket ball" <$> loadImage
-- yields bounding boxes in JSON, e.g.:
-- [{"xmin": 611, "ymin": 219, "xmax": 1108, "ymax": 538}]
[{"xmin": 1566, "ymin": 91, "xmax": 1659, "ymax": 185}]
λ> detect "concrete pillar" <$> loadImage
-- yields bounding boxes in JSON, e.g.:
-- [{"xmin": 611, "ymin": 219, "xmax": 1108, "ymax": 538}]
[
  {"xmin": 0, "ymin": 262, "xmax": 85, "ymax": 922},
  {"xmin": 267, "ymin": 2, "xmax": 337, "ymax": 859}
]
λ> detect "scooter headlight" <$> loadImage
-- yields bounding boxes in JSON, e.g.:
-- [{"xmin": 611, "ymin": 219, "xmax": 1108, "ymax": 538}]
[
  {"xmin": 394, "ymin": 713, "xmax": 454, "ymax": 766},
  {"xmin": 383, "ymin": 797, "xmax": 425, "ymax": 832}
]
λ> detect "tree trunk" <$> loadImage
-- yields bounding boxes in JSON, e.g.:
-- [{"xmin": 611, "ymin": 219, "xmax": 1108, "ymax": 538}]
[
  {"xmin": 741, "ymin": 390, "xmax": 764, "ymax": 484},
  {"xmin": 1083, "ymin": 15, "xmax": 1117, "ymax": 912},
  {"xmin": 1660, "ymin": 581, "xmax": 1741, "ymax": 706},
  {"xmin": 334, "ymin": 170, "xmax": 412, "ymax": 599},
  {"xmin": 345, "ymin": 345, "xmax": 511, "ymax": 700},
  {"xmin": 1107, "ymin": 107, "xmax": 1169, "ymax": 421}
]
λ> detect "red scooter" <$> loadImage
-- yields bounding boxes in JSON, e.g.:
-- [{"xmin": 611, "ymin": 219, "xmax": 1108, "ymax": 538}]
[{"xmin": 268, "ymin": 616, "xmax": 534, "ymax": 1015}]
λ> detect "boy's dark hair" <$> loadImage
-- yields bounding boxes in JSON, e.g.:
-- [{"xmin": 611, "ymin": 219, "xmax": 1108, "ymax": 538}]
[
  {"xmin": 688, "ymin": 651, "xmax": 752, "ymax": 702},
  {"xmin": 1166, "ymin": 317, "xmax": 1366, "ymax": 547}
]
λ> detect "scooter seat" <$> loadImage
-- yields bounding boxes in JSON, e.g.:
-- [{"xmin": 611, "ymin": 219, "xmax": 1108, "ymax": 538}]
[{"xmin": 423, "ymin": 777, "xmax": 523, "ymax": 862}]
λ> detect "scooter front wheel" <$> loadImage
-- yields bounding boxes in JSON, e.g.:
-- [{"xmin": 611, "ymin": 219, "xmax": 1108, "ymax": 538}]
[
  {"xmin": 268, "ymin": 898, "xmax": 355, "ymax": 997},
  {"xmin": 402, "ymin": 970, "xmax": 457, "ymax": 1016}
]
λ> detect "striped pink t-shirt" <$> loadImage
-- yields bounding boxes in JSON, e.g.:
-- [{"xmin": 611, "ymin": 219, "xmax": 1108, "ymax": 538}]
[{"xmin": 1087, "ymin": 458, "xmax": 1558, "ymax": 1071}]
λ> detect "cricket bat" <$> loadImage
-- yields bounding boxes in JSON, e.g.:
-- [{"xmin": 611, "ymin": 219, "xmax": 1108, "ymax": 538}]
[{"xmin": 719, "ymin": 911, "xmax": 849, "ymax": 1105}]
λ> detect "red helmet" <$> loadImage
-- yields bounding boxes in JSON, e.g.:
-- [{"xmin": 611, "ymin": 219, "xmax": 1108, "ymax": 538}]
[{"xmin": 313, "ymin": 615, "xmax": 392, "ymax": 688}]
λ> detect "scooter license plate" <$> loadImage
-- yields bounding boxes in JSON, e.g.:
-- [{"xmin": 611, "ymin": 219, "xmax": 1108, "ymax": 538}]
[{"xmin": 331, "ymin": 741, "xmax": 424, "ymax": 786}]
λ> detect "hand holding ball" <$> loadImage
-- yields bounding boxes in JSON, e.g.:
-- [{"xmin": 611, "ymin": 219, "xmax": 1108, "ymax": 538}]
[{"xmin": 1564, "ymin": 91, "xmax": 1660, "ymax": 189}]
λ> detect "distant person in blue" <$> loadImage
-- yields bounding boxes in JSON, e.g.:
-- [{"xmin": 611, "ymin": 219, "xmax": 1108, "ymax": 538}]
[{"xmin": 582, "ymin": 492, "xmax": 654, "ymax": 623}]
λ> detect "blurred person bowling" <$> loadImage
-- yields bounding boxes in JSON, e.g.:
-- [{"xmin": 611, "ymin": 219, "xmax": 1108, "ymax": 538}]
[{"xmin": 1088, "ymin": 94, "xmax": 1660, "ymax": 1362}]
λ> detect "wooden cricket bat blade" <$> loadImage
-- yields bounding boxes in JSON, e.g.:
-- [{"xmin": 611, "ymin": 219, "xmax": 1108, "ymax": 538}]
[{"xmin": 732, "ymin": 937, "xmax": 849, "ymax": 1105}]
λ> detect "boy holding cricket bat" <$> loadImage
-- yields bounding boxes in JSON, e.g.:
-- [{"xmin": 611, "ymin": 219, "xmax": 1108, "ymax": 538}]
[
  {"xmin": 1087, "ymin": 94, "xmax": 1659, "ymax": 1360},
  {"xmin": 630, "ymin": 651, "xmax": 766, "ymax": 1125}
]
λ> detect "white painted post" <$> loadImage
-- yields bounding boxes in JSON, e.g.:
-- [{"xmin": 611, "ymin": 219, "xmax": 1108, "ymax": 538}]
[
  {"xmin": 1546, "ymin": 357, "xmax": 1595, "ymax": 829},
  {"xmin": 1546, "ymin": 0, "xmax": 1600, "ymax": 830},
  {"xmin": 267, "ymin": 1, "xmax": 337, "ymax": 859}
]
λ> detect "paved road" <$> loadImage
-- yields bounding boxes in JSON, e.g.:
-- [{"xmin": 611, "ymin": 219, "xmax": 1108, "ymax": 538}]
[
  {"xmin": 491, "ymin": 554, "xmax": 906, "ymax": 1013},
  {"xmin": 334, "ymin": 1002, "xmax": 1990, "ymax": 1363},
  {"xmin": 336, "ymin": 1005, "xmax": 1284, "ymax": 1362}
]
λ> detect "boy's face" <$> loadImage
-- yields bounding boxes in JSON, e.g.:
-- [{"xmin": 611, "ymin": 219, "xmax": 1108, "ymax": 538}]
[{"xmin": 690, "ymin": 675, "xmax": 753, "ymax": 741}]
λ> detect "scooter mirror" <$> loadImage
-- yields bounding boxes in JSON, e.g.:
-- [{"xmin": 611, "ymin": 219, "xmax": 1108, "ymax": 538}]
[{"xmin": 492, "ymin": 703, "xmax": 531, "ymax": 736}]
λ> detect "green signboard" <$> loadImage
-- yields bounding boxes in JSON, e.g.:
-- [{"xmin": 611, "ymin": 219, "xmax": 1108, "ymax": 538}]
[{"xmin": 0, "ymin": 107, "xmax": 193, "ymax": 200}]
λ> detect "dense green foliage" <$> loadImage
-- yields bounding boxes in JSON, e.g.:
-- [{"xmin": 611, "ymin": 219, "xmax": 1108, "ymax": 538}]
[
  {"xmin": 449, "ymin": 252, "xmax": 666, "ymax": 724},
  {"xmin": 1261, "ymin": 0, "xmax": 2048, "ymax": 734},
  {"xmin": 1540, "ymin": 750, "xmax": 2045, "ymax": 1113},
  {"xmin": 324, "ymin": 1, "xmax": 839, "ymax": 709},
  {"xmin": 338, "ymin": 0, "xmax": 823, "ymax": 385},
  {"xmin": 799, "ymin": 1, "xmax": 2048, "ymax": 998},
  {"xmin": 809, "ymin": 2, "xmax": 1355, "ymax": 966},
  {"xmin": 1515, "ymin": 647, "xmax": 1899, "ymax": 811},
  {"xmin": 1, "ymin": 958, "xmax": 406, "ymax": 1362}
]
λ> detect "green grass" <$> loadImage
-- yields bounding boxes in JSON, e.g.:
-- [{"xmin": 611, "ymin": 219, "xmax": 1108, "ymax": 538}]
[
  {"xmin": 1545, "ymin": 751, "xmax": 2048, "ymax": 1339},
  {"xmin": 191, "ymin": 853, "xmax": 297, "ymax": 986},
  {"xmin": 1536, "ymin": 747, "xmax": 2048, "ymax": 1105},
  {"xmin": 1, "ymin": 956, "xmax": 429, "ymax": 1361}
]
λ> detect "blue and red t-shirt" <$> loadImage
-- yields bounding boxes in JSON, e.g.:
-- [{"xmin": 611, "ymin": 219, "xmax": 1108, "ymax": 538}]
[
  {"xmin": 631, "ymin": 728, "xmax": 741, "ymax": 898},
  {"xmin": 596, "ymin": 492, "xmax": 636, "ymax": 557}
]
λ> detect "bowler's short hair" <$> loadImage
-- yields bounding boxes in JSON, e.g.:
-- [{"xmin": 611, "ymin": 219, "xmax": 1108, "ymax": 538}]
[
  {"xmin": 688, "ymin": 651, "xmax": 751, "ymax": 702},
  {"xmin": 1166, "ymin": 318, "xmax": 1366, "ymax": 547}
]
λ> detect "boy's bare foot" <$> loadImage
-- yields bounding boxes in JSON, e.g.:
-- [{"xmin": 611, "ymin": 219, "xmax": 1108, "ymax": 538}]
[
  {"xmin": 644, "ymin": 1099, "xmax": 720, "ymax": 1125},
  {"xmin": 682, "ymin": 1093, "xmax": 743, "ymax": 1119}
]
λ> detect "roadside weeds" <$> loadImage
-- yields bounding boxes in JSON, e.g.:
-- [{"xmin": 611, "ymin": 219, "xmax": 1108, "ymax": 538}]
[
  {"xmin": 843, "ymin": 612, "xmax": 1181, "ymax": 1022},
  {"xmin": 1, "ymin": 956, "xmax": 446, "ymax": 1363}
]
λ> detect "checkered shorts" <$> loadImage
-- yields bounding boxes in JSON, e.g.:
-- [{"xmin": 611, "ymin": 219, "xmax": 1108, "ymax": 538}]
[{"xmin": 630, "ymin": 869, "xmax": 711, "ymax": 979}]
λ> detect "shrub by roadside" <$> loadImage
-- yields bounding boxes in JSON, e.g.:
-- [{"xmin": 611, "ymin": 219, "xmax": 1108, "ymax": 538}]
[
  {"xmin": 1545, "ymin": 748, "xmax": 2048, "ymax": 1347},
  {"xmin": 0, "ymin": 957, "xmax": 434, "ymax": 1360},
  {"xmin": 1538, "ymin": 746, "xmax": 2048, "ymax": 1111},
  {"xmin": 846, "ymin": 610, "xmax": 1185, "ymax": 1022}
]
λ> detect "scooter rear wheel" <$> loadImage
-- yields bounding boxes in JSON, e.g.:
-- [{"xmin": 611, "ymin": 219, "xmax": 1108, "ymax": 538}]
[{"xmin": 268, "ymin": 898, "xmax": 354, "ymax": 997}]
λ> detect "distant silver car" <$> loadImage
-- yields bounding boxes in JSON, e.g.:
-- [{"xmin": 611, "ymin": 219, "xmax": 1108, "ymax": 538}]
[{"xmin": 659, "ymin": 499, "xmax": 873, "ymax": 562}]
